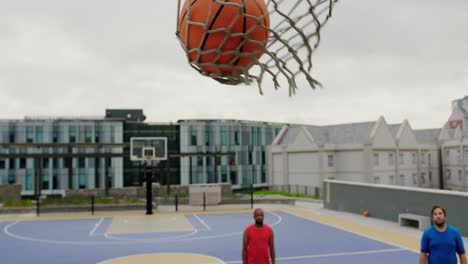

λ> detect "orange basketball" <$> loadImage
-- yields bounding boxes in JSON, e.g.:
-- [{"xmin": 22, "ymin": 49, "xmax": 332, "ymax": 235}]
[{"xmin": 178, "ymin": 0, "xmax": 270, "ymax": 76}]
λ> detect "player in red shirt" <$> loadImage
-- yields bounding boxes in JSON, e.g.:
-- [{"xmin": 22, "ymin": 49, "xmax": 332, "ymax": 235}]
[{"xmin": 242, "ymin": 208, "xmax": 276, "ymax": 264}]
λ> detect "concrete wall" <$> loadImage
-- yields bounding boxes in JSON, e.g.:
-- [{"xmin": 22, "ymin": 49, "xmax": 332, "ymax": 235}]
[
  {"xmin": 0, "ymin": 184, "xmax": 22, "ymax": 202},
  {"xmin": 323, "ymin": 180, "xmax": 468, "ymax": 236}
]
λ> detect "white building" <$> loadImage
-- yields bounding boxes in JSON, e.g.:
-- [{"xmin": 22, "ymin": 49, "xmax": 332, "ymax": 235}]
[
  {"xmin": 268, "ymin": 117, "xmax": 441, "ymax": 194},
  {"xmin": 440, "ymin": 96, "xmax": 468, "ymax": 191}
]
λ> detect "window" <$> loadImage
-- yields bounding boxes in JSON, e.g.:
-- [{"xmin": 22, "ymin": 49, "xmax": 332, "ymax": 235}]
[
  {"xmin": 374, "ymin": 177, "xmax": 380, "ymax": 184},
  {"xmin": 0, "ymin": 160, "xmax": 5, "ymax": 169},
  {"xmin": 445, "ymin": 149, "xmax": 450, "ymax": 163},
  {"xmin": 421, "ymin": 153, "xmax": 425, "ymax": 164},
  {"xmin": 412, "ymin": 173, "xmax": 417, "ymax": 185},
  {"xmin": 388, "ymin": 153, "xmax": 394, "ymax": 166},
  {"xmin": 221, "ymin": 167, "xmax": 228, "ymax": 183},
  {"xmin": 9, "ymin": 159, "xmax": 15, "ymax": 169},
  {"xmin": 261, "ymin": 167, "xmax": 266, "ymax": 183},
  {"xmin": 19, "ymin": 158, "xmax": 26, "ymax": 169},
  {"xmin": 205, "ymin": 129, "xmax": 210, "ymax": 146},
  {"xmin": 25, "ymin": 175, "xmax": 33, "ymax": 190},
  {"xmin": 53, "ymin": 174, "xmax": 59, "ymax": 189},
  {"xmin": 459, "ymin": 170, "xmax": 463, "ymax": 181},
  {"xmin": 220, "ymin": 127, "xmax": 228, "ymax": 145},
  {"xmin": 257, "ymin": 127, "xmax": 262, "ymax": 145},
  {"xmin": 373, "ymin": 153, "xmax": 379, "ymax": 166},
  {"xmin": 421, "ymin": 172, "xmax": 426, "ymax": 184},
  {"xmin": 262, "ymin": 151, "xmax": 266, "ymax": 165},
  {"xmin": 36, "ymin": 126, "xmax": 43, "ymax": 143},
  {"xmin": 234, "ymin": 130, "xmax": 240, "ymax": 145},
  {"xmin": 95, "ymin": 127, "xmax": 100, "ymax": 143},
  {"xmin": 429, "ymin": 171, "xmax": 432, "ymax": 182},
  {"xmin": 69, "ymin": 126, "xmax": 76, "ymax": 143},
  {"xmin": 53, "ymin": 158, "xmax": 59, "ymax": 169},
  {"xmin": 8, "ymin": 174, "xmax": 15, "ymax": 184},
  {"xmin": 42, "ymin": 158, "xmax": 49, "ymax": 168},
  {"xmin": 110, "ymin": 126, "xmax": 115, "ymax": 143},
  {"xmin": 79, "ymin": 175, "xmax": 86, "ymax": 189},
  {"xmin": 399, "ymin": 153, "xmax": 404, "ymax": 165},
  {"xmin": 26, "ymin": 126, "xmax": 34, "ymax": 143},
  {"xmin": 78, "ymin": 158, "xmax": 86, "ymax": 168},
  {"xmin": 399, "ymin": 174, "xmax": 405, "ymax": 185},
  {"xmin": 42, "ymin": 174, "xmax": 49, "ymax": 190},
  {"xmin": 446, "ymin": 169, "xmax": 451, "ymax": 179},
  {"xmin": 248, "ymin": 151, "xmax": 253, "ymax": 165},
  {"xmin": 9, "ymin": 130, "xmax": 15, "ymax": 143},
  {"xmin": 229, "ymin": 153, "xmax": 236, "ymax": 166},
  {"xmin": 412, "ymin": 153, "xmax": 417, "ymax": 165},
  {"xmin": 251, "ymin": 127, "xmax": 257, "ymax": 145},
  {"xmin": 207, "ymin": 171, "xmax": 214, "ymax": 183},
  {"xmin": 252, "ymin": 167, "xmax": 257, "ymax": 184},
  {"xmin": 53, "ymin": 125, "xmax": 59, "ymax": 143},
  {"xmin": 85, "ymin": 127, "xmax": 92, "ymax": 143},
  {"xmin": 197, "ymin": 157, "xmax": 203, "ymax": 166},
  {"xmin": 191, "ymin": 129, "xmax": 197, "ymax": 146},
  {"xmin": 230, "ymin": 170, "xmax": 237, "ymax": 185},
  {"xmin": 328, "ymin": 154, "xmax": 334, "ymax": 167}
]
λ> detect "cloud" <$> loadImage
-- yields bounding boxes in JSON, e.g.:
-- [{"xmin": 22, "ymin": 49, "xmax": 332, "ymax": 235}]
[{"xmin": 0, "ymin": 0, "xmax": 467, "ymax": 129}]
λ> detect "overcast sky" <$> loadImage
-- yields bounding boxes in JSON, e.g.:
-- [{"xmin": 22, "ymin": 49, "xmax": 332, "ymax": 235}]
[{"xmin": 1, "ymin": 0, "xmax": 467, "ymax": 129}]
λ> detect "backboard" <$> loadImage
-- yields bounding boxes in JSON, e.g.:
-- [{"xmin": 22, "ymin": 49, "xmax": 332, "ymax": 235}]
[{"xmin": 130, "ymin": 137, "xmax": 168, "ymax": 161}]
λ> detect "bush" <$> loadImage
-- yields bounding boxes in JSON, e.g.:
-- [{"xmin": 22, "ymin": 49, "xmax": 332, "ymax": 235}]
[{"xmin": 2, "ymin": 199, "xmax": 35, "ymax": 207}]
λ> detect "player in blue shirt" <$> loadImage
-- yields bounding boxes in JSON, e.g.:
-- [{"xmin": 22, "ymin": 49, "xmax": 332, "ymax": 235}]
[{"xmin": 420, "ymin": 206, "xmax": 466, "ymax": 264}]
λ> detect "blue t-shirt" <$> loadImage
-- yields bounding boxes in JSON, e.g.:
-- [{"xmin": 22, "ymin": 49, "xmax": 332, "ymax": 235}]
[{"xmin": 421, "ymin": 225, "xmax": 466, "ymax": 264}]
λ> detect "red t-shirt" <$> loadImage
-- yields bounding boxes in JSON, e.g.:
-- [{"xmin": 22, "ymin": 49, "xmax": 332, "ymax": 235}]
[{"xmin": 246, "ymin": 224, "xmax": 273, "ymax": 264}]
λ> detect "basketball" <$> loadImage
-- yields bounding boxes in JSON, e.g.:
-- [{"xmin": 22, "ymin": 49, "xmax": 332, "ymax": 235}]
[{"xmin": 178, "ymin": 0, "xmax": 270, "ymax": 76}]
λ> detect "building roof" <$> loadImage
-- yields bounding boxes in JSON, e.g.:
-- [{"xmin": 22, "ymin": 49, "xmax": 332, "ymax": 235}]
[
  {"xmin": 279, "ymin": 126, "xmax": 303, "ymax": 144},
  {"xmin": 387, "ymin": 124, "xmax": 402, "ymax": 138},
  {"xmin": 300, "ymin": 121, "xmax": 377, "ymax": 145},
  {"xmin": 105, "ymin": 109, "xmax": 146, "ymax": 122},
  {"xmin": 413, "ymin": 129, "xmax": 441, "ymax": 144},
  {"xmin": 177, "ymin": 119, "xmax": 285, "ymax": 126}
]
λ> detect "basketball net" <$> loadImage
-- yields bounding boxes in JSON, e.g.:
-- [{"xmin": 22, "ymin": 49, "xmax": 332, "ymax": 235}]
[{"xmin": 176, "ymin": 0, "xmax": 338, "ymax": 96}]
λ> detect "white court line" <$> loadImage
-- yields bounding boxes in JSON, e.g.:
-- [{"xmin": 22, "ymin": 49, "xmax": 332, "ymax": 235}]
[
  {"xmin": 171, "ymin": 211, "xmax": 282, "ymax": 243},
  {"xmin": 103, "ymin": 229, "xmax": 198, "ymax": 242},
  {"xmin": 2, "ymin": 211, "xmax": 283, "ymax": 245},
  {"xmin": 97, "ymin": 252, "xmax": 226, "ymax": 264},
  {"xmin": 224, "ymin": 248, "xmax": 408, "ymax": 263},
  {"xmin": 89, "ymin": 217, "xmax": 104, "ymax": 237},
  {"xmin": 194, "ymin": 214, "xmax": 211, "ymax": 231},
  {"xmin": 287, "ymin": 209, "xmax": 420, "ymax": 253}
]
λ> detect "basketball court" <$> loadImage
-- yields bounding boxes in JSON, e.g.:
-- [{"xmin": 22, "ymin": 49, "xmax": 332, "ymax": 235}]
[{"xmin": 0, "ymin": 203, "xmax": 420, "ymax": 264}]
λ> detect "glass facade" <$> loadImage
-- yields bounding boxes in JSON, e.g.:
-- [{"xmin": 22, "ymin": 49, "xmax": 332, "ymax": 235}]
[
  {"xmin": 0, "ymin": 119, "xmax": 123, "ymax": 195},
  {"xmin": 1, "ymin": 114, "xmax": 283, "ymax": 195},
  {"xmin": 179, "ymin": 120, "xmax": 282, "ymax": 188},
  {"xmin": 123, "ymin": 123, "xmax": 180, "ymax": 186}
]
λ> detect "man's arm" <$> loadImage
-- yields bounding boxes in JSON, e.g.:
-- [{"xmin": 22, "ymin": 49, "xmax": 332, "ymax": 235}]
[
  {"xmin": 459, "ymin": 253, "xmax": 467, "ymax": 264},
  {"xmin": 269, "ymin": 230, "xmax": 275, "ymax": 264},
  {"xmin": 419, "ymin": 252, "xmax": 427, "ymax": 264},
  {"xmin": 242, "ymin": 230, "xmax": 248, "ymax": 264},
  {"xmin": 420, "ymin": 230, "xmax": 429, "ymax": 264},
  {"xmin": 455, "ymin": 229, "xmax": 466, "ymax": 264}
]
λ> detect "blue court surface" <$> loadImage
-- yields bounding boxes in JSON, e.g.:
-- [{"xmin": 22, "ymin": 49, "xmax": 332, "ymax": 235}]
[{"xmin": 0, "ymin": 211, "xmax": 418, "ymax": 263}]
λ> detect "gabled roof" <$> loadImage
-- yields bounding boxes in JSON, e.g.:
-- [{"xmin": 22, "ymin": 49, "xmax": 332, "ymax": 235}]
[
  {"xmin": 301, "ymin": 121, "xmax": 377, "ymax": 145},
  {"xmin": 414, "ymin": 129, "xmax": 441, "ymax": 144}
]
